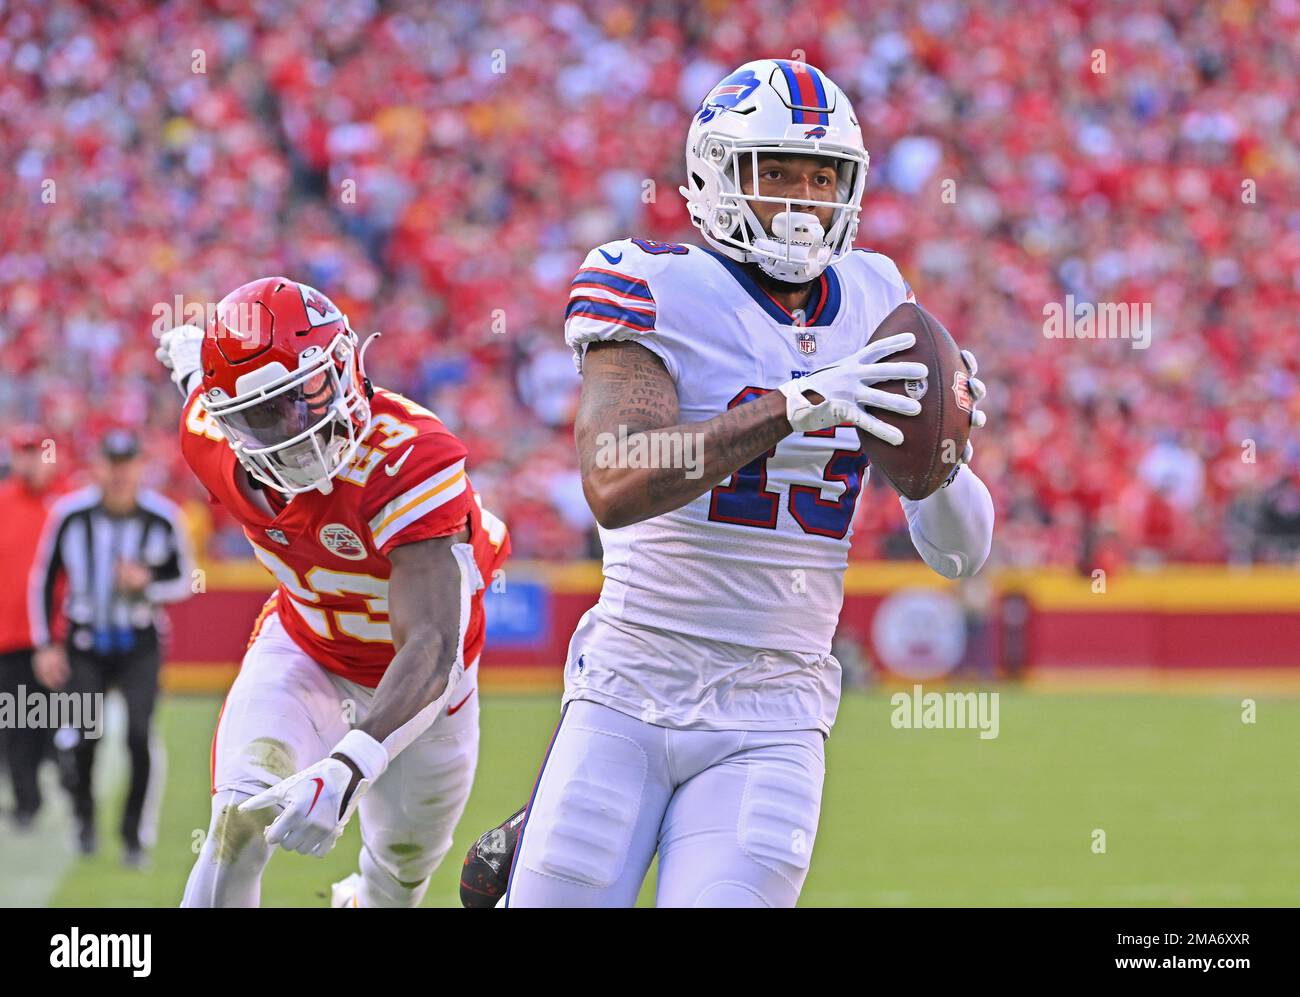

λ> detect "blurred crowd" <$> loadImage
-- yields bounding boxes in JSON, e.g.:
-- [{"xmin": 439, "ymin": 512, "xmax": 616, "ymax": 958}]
[{"xmin": 2, "ymin": 0, "xmax": 1298, "ymax": 569}]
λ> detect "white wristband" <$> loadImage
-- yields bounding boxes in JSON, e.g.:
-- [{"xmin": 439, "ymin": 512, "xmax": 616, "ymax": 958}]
[{"xmin": 333, "ymin": 729, "xmax": 389, "ymax": 783}]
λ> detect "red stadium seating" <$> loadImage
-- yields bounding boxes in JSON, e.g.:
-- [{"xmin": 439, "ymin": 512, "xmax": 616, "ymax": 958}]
[{"xmin": 3, "ymin": 0, "xmax": 1298, "ymax": 568}]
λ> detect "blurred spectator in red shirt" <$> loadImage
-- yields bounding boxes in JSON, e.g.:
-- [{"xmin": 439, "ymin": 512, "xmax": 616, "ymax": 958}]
[{"xmin": 0, "ymin": 425, "xmax": 63, "ymax": 828}]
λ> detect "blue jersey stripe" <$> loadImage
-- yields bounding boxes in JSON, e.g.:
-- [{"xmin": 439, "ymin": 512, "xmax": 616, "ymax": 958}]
[
  {"xmin": 565, "ymin": 299, "xmax": 656, "ymax": 332},
  {"xmin": 571, "ymin": 268, "xmax": 654, "ymax": 302}
]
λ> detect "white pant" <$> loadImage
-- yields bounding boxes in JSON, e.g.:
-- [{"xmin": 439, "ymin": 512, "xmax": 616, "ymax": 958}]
[
  {"xmin": 505, "ymin": 700, "xmax": 825, "ymax": 907},
  {"xmin": 184, "ymin": 613, "xmax": 478, "ymax": 907}
]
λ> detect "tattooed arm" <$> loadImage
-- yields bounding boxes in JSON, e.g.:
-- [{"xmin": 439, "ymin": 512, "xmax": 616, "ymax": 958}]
[{"xmin": 577, "ymin": 340, "xmax": 795, "ymax": 529}]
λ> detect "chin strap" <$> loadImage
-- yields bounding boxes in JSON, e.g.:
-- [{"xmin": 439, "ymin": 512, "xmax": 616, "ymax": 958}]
[{"xmin": 358, "ymin": 331, "xmax": 381, "ymax": 400}]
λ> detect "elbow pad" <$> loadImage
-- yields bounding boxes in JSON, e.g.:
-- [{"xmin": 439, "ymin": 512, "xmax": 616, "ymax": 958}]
[{"xmin": 900, "ymin": 468, "xmax": 994, "ymax": 579}]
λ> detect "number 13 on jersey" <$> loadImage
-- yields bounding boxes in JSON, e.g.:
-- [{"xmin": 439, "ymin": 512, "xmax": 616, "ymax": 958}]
[{"xmin": 707, "ymin": 386, "xmax": 868, "ymax": 540}]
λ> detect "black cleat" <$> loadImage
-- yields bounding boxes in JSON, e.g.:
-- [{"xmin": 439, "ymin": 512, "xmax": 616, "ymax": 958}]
[{"xmin": 459, "ymin": 806, "xmax": 527, "ymax": 908}]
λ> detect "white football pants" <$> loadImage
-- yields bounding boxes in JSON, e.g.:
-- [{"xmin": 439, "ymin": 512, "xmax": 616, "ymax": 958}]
[
  {"xmin": 182, "ymin": 612, "xmax": 479, "ymax": 907},
  {"xmin": 505, "ymin": 700, "xmax": 825, "ymax": 907}
]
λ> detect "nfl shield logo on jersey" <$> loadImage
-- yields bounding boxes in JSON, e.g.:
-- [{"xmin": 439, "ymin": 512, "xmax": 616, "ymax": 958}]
[
  {"xmin": 320, "ymin": 523, "xmax": 367, "ymax": 560},
  {"xmin": 265, "ymin": 527, "xmax": 289, "ymax": 546},
  {"xmin": 796, "ymin": 330, "xmax": 817, "ymax": 355}
]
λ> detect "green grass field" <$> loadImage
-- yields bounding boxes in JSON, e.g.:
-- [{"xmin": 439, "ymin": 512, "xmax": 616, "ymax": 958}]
[{"xmin": 6, "ymin": 690, "xmax": 1298, "ymax": 907}]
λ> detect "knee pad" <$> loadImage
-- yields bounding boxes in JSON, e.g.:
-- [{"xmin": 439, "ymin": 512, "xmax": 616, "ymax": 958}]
[
  {"xmin": 358, "ymin": 844, "xmax": 432, "ymax": 907},
  {"xmin": 738, "ymin": 747, "xmax": 823, "ymax": 894},
  {"xmin": 523, "ymin": 727, "xmax": 647, "ymax": 889},
  {"xmin": 368, "ymin": 835, "xmax": 450, "ymax": 886},
  {"xmin": 361, "ymin": 743, "xmax": 477, "ymax": 885}
]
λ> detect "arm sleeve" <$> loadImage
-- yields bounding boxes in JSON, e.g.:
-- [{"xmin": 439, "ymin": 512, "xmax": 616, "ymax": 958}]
[
  {"xmin": 564, "ymin": 241, "xmax": 678, "ymax": 380},
  {"xmin": 898, "ymin": 466, "xmax": 994, "ymax": 579},
  {"xmin": 27, "ymin": 504, "xmax": 69, "ymax": 647}
]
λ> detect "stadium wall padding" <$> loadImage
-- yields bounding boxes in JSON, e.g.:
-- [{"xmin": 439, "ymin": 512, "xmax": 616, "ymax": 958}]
[{"xmin": 158, "ymin": 561, "xmax": 1300, "ymax": 690}]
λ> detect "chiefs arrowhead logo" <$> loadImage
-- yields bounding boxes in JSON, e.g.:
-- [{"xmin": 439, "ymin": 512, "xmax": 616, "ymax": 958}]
[
  {"xmin": 319, "ymin": 523, "xmax": 366, "ymax": 560},
  {"xmin": 300, "ymin": 284, "xmax": 341, "ymax": 327}
]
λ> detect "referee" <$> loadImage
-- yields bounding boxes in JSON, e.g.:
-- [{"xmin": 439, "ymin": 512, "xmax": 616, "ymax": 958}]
[{"xmin": 30, "ymin": 429, "xmax": 194, "ymax": 865}]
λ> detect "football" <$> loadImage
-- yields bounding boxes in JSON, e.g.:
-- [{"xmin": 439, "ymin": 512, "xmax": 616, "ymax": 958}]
[{"xmin": 859, "ymin": 302, "xmax": 974, "ymax": 501}]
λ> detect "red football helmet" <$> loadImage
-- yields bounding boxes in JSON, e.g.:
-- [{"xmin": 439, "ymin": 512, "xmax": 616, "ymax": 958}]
[{"xmin": 200, "ymin": 277, "xmax": 373, "ymax": 495}]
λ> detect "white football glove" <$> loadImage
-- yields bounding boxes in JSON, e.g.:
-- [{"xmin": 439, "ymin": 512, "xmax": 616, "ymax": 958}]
[
  {"xmin": 154, "ymin": 324, "xmax": 205, "ymax": 397},
  {"xmin": 778, "ymin": 332, "xmax": 928, "ymax": 443},
  {"xmin": 944, "ymin": 348, "xmax": 989, "ymax": 484},
  {"xmin": 238, "ymin": 730, "xmax": 389, "ymax": 858}
]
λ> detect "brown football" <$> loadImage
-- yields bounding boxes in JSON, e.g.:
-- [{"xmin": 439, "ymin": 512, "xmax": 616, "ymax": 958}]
[{"xmin": 859, "ymin": 302, "xmax": 973, "ymax": 501}]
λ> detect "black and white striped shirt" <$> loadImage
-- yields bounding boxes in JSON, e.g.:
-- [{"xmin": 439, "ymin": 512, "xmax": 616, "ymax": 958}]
[{"xmin": 28, "ymin": 485, "xmax": 195, "ymax": 649}]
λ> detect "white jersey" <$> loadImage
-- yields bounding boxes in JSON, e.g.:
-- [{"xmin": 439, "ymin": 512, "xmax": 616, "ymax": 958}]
[{"xmin": 563, "ymin": 237, "xmax": 914, "ymax": 732}]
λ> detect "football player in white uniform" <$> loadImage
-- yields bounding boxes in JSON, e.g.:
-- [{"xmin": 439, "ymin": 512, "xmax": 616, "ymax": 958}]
[{"xmin": 477, "ymin": 59, "xmax": 994, "ymax": 907}]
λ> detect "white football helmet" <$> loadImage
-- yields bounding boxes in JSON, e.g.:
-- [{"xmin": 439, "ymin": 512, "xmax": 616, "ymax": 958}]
[{"xmin": 680, "ymin": 59, "xmax": 869, "ymax": 284}]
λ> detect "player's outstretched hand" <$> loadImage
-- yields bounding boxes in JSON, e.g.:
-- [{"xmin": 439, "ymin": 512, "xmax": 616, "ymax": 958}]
[
  {"xmin": 239, "ymin": 729, "xmax": 389, "ymax": 858},
  {"xmin": 778, "ymin": 332, "xmax": 928, "ymax": 442},
  {"xmin": 154, "ymin": 324, "xmax": 205, "ymax": 396},
  {"xmin": 238, "ymin": 758, "xmax": 363, "ymax": 858}
]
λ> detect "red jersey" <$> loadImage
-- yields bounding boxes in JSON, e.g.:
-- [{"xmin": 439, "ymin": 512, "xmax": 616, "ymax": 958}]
[{"xmin": 180, "ymin": 387, "xmax": 510, "ymax": 687}]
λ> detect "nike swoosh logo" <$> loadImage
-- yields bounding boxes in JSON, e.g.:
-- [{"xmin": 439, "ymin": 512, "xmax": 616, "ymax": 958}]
[
  {"xmin": 384, "ymin": 445, "xmax": 415, "ymax": 476},
  {"xmin": 447, "ymin": 688, "xmax": 476, "ymax": 716},
  {"xmin": 598, "ymin": 248, "xmax": 623, "ymax": 264},
  {"xmin": 306, "ymin": 777, "xmax": 325, "ymax": 817}
]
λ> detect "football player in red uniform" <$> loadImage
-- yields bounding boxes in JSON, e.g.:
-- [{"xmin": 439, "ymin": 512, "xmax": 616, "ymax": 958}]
[{"xmin": 156, "ymin": 277, "xmax": 509, "ymax": 907}]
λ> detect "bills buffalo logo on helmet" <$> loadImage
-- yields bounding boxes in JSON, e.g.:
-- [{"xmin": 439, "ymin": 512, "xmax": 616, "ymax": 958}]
[
  {"xmin": 319, "ymin": 523, "xmax": 367, "ymax": 560},
  {"xmin": 696, "ymin": 68, "xmax": 761, "ymax": 124},
  {"xmin": 803, "ymin": 125, "xmax": 828, "ymax": 139}
]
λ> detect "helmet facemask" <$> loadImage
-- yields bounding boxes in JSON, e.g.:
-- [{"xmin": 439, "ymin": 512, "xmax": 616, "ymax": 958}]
[
  {"xmin": 204, "ymin": 333, "xmax": 371, "ymax": 496},
  {"xmin": 684, "ymin": 139, "xmax": 868, "ymax": 284}
]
